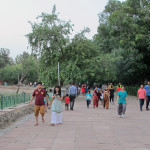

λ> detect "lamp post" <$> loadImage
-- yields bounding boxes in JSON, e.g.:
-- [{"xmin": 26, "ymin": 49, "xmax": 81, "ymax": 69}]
[{"xmin": 58, "ymin": 62, "xmax": 60, "ymax": 86}]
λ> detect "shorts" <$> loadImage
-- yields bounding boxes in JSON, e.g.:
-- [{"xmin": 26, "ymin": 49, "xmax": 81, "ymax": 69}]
[{"xmin": 34, "ymin": 105, "xmax": 45, "ymax": 117}]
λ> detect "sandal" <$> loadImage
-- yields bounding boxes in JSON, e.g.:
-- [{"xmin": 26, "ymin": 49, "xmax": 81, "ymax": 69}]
[
  {"xmin": 50, "ymin": 123, "xmax": 55, "ymax": 126},
  {"xmin": 34, "ymin": 123, "xmax": 38, "ymax": 126}
]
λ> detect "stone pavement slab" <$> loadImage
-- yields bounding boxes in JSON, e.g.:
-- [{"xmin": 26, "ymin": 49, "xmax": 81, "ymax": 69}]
[{"xmin": 0, "ymin": 94, "xmax": 150, "ymax": 150}]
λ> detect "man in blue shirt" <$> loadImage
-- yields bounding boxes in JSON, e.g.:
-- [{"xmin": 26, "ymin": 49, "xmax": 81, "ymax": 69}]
[
  {"xmin": 69, "ymin": 83, "xmax": 77, "ymax": 110},
  {"xmin": 144, "ymin": 81, "xmax": 150, "ymax": 110}
]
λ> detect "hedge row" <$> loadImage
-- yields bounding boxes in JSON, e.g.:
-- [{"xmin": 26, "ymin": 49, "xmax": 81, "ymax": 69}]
[{"xmin": 114, "ymin": 86, "xmax": 139, "ymax": 96}]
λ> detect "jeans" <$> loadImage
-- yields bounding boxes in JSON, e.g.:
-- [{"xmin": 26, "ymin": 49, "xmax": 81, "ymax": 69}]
[
  {"xmin": 118, "ymin": 103, "xmax": 126, "ymax": 115},
  {"xmin": 65, "ymin": 104, "xmax": 69, "ymax": 110},
  {"xmin": 139, "ymin": 99, "xmax": 144, "ymax": 110},
  {"xmin": 146, "ymin": 96, "xmax": 150, "ymax": 109},
  {"xmin": 86, "ymin": 100, "xmax": 90, "ymax": 108},
  {"xmin": 70, "ymin": 95, "xmax": 76, "ymax": 110}
]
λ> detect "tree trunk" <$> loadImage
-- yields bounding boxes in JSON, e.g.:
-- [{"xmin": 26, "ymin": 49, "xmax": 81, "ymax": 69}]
[{"xmin": 16, "ymin": 74, "xmax": 27, "ymax": 93}]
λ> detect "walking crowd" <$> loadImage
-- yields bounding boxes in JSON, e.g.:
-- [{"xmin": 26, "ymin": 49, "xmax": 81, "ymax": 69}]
[{"xmin": 29, "ymin": 81, "xmax": 150, "ymax": 126}]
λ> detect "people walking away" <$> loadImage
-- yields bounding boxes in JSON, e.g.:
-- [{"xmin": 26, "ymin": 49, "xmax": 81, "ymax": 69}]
[
  {"xmin": 103, "ymin": 89, "xmax": 109, "ymax": 109},
  {"xmin": 65, "ymin": 94, "xmax": 70, "ymax": 110},
  {"xmin": 137, "ymin": 85, "xmax": 146, "ymax": 111},
  {"xmin": 144, "ymin": 81, "xmax": 150, "ymax": 110},
  {"xmin": 51, "ymin": 86, "xmax": 63, "ymax": 125},
  {"xmin": 69, "ymin": 83, "xmax": 77, "ymax": 110},
  {"xmin": 116, "ymin": 86, "xmax": 128, "ymax": 118},
  {"xmin": 29, "ymin": 82, "xmax": 46, "ymax": 126},
  {"xmin": 109, "ymin": 85, "xmax": 115, "ymax": 104},
  {"xmin": 86, "ymin": 90, "xmax": 92, "ymax": 108}
]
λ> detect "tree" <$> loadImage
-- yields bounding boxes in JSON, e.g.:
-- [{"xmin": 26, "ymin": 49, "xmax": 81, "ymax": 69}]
[
  {"xmin": 26, "ymin": 5, "xmax": 73, "ymax": 86},
  {"xmin": 15, "ymin": 52, "xmax": 39, "ymax": 84},
  {"xmin": 94, "ymin": 0, "xmax": 150, "ymax": 84},
  {"xmin": 0, "ymin": 48, "xmax": 13, "ymax": 68},
  {"xmin": 0, "ymin": 64, "xmax": 22, "ymax": 84}
]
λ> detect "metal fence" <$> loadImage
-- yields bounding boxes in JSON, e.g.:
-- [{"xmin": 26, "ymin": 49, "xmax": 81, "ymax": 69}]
[{"xmin": 0, "ymin": 93, "xmax": 31, "ymax": 110}]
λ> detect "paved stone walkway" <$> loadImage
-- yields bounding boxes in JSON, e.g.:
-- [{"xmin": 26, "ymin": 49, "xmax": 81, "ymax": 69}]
[{"xmin": 0, "ymin": 94, "xmax": 150, "ymax": 150}]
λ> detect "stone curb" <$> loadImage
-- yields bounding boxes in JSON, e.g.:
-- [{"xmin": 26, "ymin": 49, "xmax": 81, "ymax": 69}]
[{"xmin": 0, "ymin": 102, "xmax": 34, "ymax": 128}]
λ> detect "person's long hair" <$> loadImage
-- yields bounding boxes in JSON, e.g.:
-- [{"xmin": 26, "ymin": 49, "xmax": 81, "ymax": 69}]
[{"xmin": 54, "ymin": 86, "xmax": 61, "ymax": 97}]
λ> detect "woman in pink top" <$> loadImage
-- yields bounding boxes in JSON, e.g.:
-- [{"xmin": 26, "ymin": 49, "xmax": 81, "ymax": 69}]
[{"xmin": 137, "ymin": 85, "xmax": 146, "ymax": 111}]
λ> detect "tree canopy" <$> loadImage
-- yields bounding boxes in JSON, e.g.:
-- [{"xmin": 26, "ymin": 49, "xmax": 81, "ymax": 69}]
[{"xmin": 1, "ymin": 0, "xmax": 150, "ymax": 86}]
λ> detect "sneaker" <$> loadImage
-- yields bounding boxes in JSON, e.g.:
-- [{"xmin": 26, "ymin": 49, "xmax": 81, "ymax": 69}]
[
  {"xmin": 118, "ymin": 115, "xmax": 122, "ymax": 118},
  {"xmin": 146, "ymin": 108, "xmax": 149, "ymax": 111},
  {"xmin": 122, "ymin": 114, "xmax": 125, "ymax": 118}
]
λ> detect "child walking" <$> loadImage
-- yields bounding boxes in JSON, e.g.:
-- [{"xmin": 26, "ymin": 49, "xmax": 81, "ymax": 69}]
[
  {"xmin": 65, "ymin": 94, "xmax": 70, "ymax": 110},
  {"xmin": 86, "ymin": 90, "xmax": 92, "ymax": 108}
]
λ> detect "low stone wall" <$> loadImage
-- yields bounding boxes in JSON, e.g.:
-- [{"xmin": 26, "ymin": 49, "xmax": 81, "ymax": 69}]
[
  {"xmin": 0, "ymin": 89, "xmax": 67, "ymax": 129},
  {"xmin": 0, "ymin": 103, "xmax": 34, "ymax": 128}
]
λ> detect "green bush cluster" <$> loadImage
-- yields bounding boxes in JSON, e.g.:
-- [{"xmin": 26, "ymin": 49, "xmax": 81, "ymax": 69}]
[
  {"xmin": 125, "ymin": 87, "xmax": 138, "ymax": 96},
  {"xmin": 114, "ymin": 86, "xmax": 138, "ymax": 96}
]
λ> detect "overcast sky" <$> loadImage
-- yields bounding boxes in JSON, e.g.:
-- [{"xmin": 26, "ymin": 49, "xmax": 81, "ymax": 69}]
[{"xmin": 0, "ymin": 0, "xmax": 122, "ymax": 59}]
